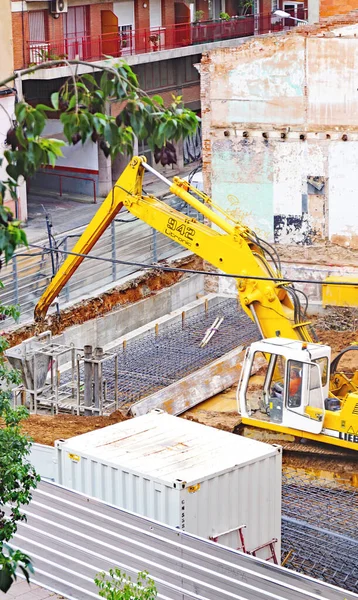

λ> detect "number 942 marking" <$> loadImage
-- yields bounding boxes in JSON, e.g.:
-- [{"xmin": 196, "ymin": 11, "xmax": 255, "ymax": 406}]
[{"xmin": 166, "ymin": 218, "xmax": 195, "ymax": 241}]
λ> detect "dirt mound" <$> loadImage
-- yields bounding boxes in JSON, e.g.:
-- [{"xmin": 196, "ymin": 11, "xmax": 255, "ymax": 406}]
[
  {"xmin": 15, "ymin": 411, "xmax": 130, "ymax": 446},
  {"xmin": 183, "ymin": 409, "xmax": 241, "ymax": 432}
]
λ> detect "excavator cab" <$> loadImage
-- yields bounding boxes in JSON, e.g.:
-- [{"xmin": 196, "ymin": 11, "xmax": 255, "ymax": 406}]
[{"xmin": 238, "ymin": 338, "xmax": 330, "ymax": 436}]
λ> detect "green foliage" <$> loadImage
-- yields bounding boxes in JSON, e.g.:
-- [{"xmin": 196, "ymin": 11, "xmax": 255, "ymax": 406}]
[
  {"xmin": 0, "ymin": 545, "xmax": 34, "ymax": 593},
  {"xmin": 0, "ymin": 335, "xmax": 40, "ymax": 592},
  {"xmin": 219, "ymin": 12, "xmax": 231, "ymax": 20},
  {"xmin": 194, "ymin": 9, "xmax": 204, "ymax": 22},
  {"xmin": 235, "ymin": 0, "xmax": 253, "ymax": 16},
  {"xmin": 95, "ymin": 569, "xmax": 157, "ymax": 600},
  {"xmin": 0, "ymin": 60, "xmax": 198, "ymax": 267},
  {"xmin": 0, "ymin": 206, "xmax": 27, "ymax": 264}
]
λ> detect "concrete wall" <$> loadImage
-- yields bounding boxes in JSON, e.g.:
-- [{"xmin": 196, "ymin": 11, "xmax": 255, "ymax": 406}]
[
  {"xmin": 320, "ymin": 0, "xmax": 358, "ymax": 19},
  {"xmin": 201, "ymin": 29, "xmax": 358, "ymax": 248},
  {"xmin": 29, "ymin": 120, "xmax": 99, "ymax": 198},
  {"xmin": 0, "ymin": 2, "xmax": 27, "ymax": 220},
  {"xmin": 53, "ymin": 273, "xmax": 205, "ymax": 355},
  {"xmin": 0, "ymin": 2, "xmax": 13, "ymax": 81}
]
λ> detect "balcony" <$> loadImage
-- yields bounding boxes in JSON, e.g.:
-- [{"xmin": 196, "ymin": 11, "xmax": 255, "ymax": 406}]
[{"xmin": 26, "ymin": 13, "xmax": 301, "ymax": 68}]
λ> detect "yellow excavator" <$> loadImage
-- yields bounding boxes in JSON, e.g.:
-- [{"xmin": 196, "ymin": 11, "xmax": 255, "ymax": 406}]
[{"xmin": 34, "ymin": 156, "xmax": 358, "ymax": 451}]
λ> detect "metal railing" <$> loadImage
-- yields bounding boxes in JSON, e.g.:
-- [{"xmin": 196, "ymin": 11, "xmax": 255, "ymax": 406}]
[
  {"xmin": 29, "ymin": 171, "xmax": 97, "ymax": 203},
  {"xmin": 0, "ymin": 195, "xmax": 202, "ymax": 327},
  {"xmin": 26, "ymin": 11, "xmax": 304, "ymax": 66}
]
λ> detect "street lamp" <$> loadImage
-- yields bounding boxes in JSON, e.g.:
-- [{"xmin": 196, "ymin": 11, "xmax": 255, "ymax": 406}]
[{"xmin": 273, "ymin": 9, "xmax": 308, "ymax": 24}]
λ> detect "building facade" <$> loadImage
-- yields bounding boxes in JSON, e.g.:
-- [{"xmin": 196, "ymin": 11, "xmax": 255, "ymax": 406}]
[
  {"xmin": 201, "ymin": 14, "xmax": 358, "ymax": 249},
  {"xmin": 10, "ymin": 0, "xmax": 308, "ymax": 215}
]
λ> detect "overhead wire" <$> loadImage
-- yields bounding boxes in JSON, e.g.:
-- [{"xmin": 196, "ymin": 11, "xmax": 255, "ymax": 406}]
[{"xmin": 28, "ymin": 242, "xmax": 358, "ymax": 288}]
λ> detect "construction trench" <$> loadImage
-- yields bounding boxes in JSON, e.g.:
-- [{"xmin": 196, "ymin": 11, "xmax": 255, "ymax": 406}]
[{"xmin": 4, "ymin": 275, "xmax": 358, "ymax": 594}]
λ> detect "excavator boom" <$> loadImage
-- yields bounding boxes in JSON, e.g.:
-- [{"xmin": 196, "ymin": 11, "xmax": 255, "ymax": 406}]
[
  {"xmin": 33, "ymin": 155, "xmax": 358, "ymax": 451},
  {"xmin": 35, "ymin": 157, "xmax": 312, "ymax": 344}
]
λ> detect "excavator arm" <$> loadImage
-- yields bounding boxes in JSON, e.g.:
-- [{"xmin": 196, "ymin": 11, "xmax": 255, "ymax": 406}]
[{"xmin": 34, "ymin": 156, "xmax": 313, "ymax": 342}]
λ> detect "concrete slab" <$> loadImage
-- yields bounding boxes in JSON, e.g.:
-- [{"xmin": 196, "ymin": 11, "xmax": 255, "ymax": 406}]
[{"xmin": 130, "ymin": 345, "xmax": 245, "ymax": 416}]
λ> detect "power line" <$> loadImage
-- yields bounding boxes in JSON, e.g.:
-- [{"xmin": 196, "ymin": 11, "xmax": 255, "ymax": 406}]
[{"xmin": 29, "ymin": 243, "xmax": 357, "ymax": 288}]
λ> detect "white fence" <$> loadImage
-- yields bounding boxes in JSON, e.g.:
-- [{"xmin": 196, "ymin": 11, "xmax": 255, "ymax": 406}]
[{"xmin": 11, "ymin": 480, "xmax": 356, "ymax": 600}]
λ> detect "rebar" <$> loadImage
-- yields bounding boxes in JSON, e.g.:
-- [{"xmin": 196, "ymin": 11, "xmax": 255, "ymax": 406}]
[
  {"xmin": 281, "ymin": 469, "xmax": 358, "ymax": 593},
  {"xmin": 62, "ymin": 298, "xmax": 258, "ymax": 409}
]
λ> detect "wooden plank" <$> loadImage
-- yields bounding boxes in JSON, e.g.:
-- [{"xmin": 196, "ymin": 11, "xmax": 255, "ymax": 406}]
[{"xmin": 130, "ymin": 345, "xmax": 244, "ymax": 417}]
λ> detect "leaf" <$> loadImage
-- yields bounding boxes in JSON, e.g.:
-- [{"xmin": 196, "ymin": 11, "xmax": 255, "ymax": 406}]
[
  {"xmin": 15, "ymin": 103, "xmax": 27, "ymax": 124},
  {"xmin": 81, "ymin": 73, "xmax": 98, "ymax": 87},
  {"xmin": 0, "ymin": 567, "xmax": 13, "ymax": 593},
  {"xmin": 152, "ymin": 95, "xmax": 164, "ymax": 106},
  {"xmin": 35, "ymin": 103, "xmax": 55, "ymax": 112},
  {"xmin": 51, "ymin": 92, "xmax": 59, "ymax": 110},
  {"xmin": 68, "ymin": 95, "xmax": 77, "ymax": 110}
]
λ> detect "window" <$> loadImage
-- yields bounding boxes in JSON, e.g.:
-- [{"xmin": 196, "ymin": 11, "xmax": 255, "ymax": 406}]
[
  {"xmin": 29, "ymin": 10, "xmax": 47, "ymax": 42},
  {"xmin": 286, "ymin": 360, "xmax": 303, "ymax": 409},
  {"xmin": 64, "ymin": 6, "xmax": 89, "ymax": 39},
  {"xmin": 313, "ymin": 357, "xmax": 328, "ymax": 387},
  {"xmin": 245, "ymin": 351, "xmax": 285, "ymax": 422},
  {"xmin": 271, "ymin": 0, "xmax": 278, "ymax": 12},
  {"xmin": 64, "ymin": 6, "xmax": 89, "ymax": 59},
  {"xmin": 286, "ymin": 360, "xmax": 324, "ymax": 418},
  {"xmin": 28, "ymin": 11, "xmax": 48, "ymax": 64}
]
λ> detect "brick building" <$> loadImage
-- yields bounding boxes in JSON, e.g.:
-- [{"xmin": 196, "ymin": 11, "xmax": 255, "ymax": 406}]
[{"xmin": 10, "ymin": 0, "xmax": 309, "ymax": 212}]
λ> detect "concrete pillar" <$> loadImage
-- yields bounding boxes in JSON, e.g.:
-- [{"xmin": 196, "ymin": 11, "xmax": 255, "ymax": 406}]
[
  {"xmin": 308, "ymin": 0, "xmax": 319, "ymax": 23},
  {"xmin": 98, "ymin": 143, "xmax": 113, "ymax": 197},
  {"xmin": 176, "ymin": 139, "xmax": 184, "ymax": 171},
  {"xmin": 112, "ymin": 138, "xmax": 138, "ymax": 184}
]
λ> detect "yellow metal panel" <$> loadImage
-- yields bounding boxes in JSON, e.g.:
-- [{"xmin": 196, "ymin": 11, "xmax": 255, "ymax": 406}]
[
  {"xmin": 241, "ymin": 417, "xmax": 358, "ymax": 451},
  {"xmin": 322, "ymin": 275, "xmax": 358, "ymax": 307}
]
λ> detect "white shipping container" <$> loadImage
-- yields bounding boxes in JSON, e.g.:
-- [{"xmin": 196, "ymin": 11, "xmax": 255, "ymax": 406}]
[{"xmin": 56, "ymin": 410, "xmax": 282, "ymax": 561}]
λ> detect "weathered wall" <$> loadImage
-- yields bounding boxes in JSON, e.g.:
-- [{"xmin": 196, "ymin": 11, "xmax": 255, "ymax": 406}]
[
  {"xmin": 201, "ymin": 28, "xmax": 358, "ymax": 249},
  {"xmin": 0, "ymin": 1, "xmax": 13, "ymax": 81},
  {"xmin": 320, "ymin": 0, "xmax": 358, "ymax": 19}
]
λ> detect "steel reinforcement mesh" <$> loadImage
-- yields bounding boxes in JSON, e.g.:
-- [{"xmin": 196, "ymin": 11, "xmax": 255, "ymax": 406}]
[
  {"xmin": 282, "ymin": 469, "xmax": 358, "ymax": 593},
  {"xmin": 103, "ymin": 297, "xmax": 259, "ymax": 407}
]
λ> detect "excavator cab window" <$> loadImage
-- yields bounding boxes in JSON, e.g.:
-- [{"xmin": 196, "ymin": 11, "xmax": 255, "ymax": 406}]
[
  {"xmin": 287, "ymin": 361, "xmax": 303, "ymax": 409},
  {"xmin": 285, "ymin": 360, "xmax": 324, "ymax": 421},
  {"xmin": 313, "ymin": 357, "xmax": 328, "ymax": 386},
  {"xmin": 245, "ymin": 351, "xmax": 285, "ymax": 423}
]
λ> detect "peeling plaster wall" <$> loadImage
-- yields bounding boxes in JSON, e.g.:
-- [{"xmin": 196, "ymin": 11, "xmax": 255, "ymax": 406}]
[{"xmin": 201, "ymin": 30, "xmax": 358, "ymax": 250}]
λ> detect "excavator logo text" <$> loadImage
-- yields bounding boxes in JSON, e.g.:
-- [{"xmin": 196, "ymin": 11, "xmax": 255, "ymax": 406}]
[
  {"xmin": 339, "ymin": 429, "xmax": 358, "ymax": 443},
  {"xmin": 165, "ymin": 218, "xmax": 195, "ymax": 247}
]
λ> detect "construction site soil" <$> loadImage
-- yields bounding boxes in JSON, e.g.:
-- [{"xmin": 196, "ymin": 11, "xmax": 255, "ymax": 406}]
[{"xmin": 4, "ymin": 254, "xmax": 204, "ymax": 348}]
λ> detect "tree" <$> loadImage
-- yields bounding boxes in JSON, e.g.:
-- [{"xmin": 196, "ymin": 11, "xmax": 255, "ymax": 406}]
[
  {"xmin": 0, "ymin": 324, "xmax": 40, "ymax": 592},
  {"xmin": 0, "ymin": 58, "xmax": 199, "ymax": 261},
  {"xmin": 95, "ymin": 569, "xmax": 157, "ymax": 600}
]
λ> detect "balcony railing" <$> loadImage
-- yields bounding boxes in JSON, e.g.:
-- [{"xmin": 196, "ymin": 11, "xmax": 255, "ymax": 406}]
[{"xmin": 27, "ymin": 12, "xmax": 305, "ymax": 67}]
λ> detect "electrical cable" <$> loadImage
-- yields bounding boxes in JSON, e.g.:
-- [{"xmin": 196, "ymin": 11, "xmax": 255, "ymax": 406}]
[{"xmin": 28, "ymin": 242, "xmax": 358, "ymax": 288}]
